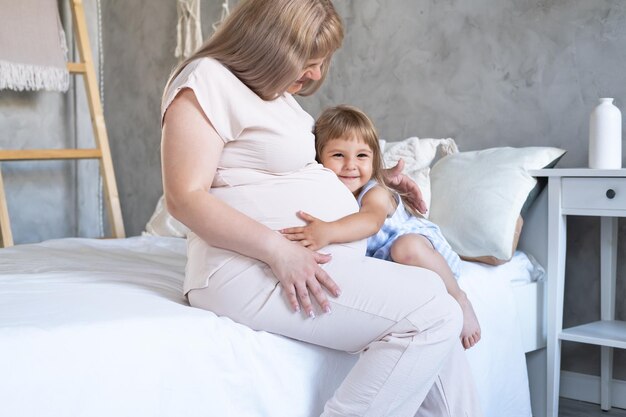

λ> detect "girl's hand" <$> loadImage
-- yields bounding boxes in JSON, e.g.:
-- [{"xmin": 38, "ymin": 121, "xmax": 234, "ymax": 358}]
[
  {"xmin": 280, "ymin": 211, "xmax": 333, "ymax": 251},
  {"xmin": 267, "ymin": 240, "xmax": 341, "ymax": 318},
  {"xmin": 383, "ymin": 158, "xmax": 428, "ymax": 214}
]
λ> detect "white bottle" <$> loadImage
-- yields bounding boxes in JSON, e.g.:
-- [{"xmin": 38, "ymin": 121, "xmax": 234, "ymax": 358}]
[{"xmin": 589, "ymin": 98, "xmax": 622, "ymax": 169}]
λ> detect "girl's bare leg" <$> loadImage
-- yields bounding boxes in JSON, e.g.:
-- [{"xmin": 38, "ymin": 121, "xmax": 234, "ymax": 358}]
[{"xmin": 390, "ymin": 234, "xmax": 481, "ymax": 349}]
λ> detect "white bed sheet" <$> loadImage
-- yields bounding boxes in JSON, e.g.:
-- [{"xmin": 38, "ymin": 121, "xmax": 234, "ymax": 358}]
[{"xmin": 0, "ymin": 237, "xmax": 537, "ymax": 417}]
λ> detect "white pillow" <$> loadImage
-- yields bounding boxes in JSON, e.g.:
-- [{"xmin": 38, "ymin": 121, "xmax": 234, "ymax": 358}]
[
  {"xmin": 382, "ymin": 137, "xmax": 458, "ymax": 217},
  {"xmin": 143, "ymin": 195, "xmax": 190, "ymax": 237},
  {"xmin": 429, "ymin": 146, "xmax": 566, "ymax": 263}
]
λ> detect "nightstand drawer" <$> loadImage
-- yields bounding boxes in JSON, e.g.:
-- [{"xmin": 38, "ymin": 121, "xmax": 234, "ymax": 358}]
[{"xmin": 562, "ymin": 177, "xmax": 626, "ymax": 211}]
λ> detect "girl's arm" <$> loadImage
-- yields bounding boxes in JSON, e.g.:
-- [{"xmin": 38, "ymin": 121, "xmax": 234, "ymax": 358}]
[
  {"xmin": 281, "ymin": 185, "xmax": 395, "ymax": 250},
  {"xmin": 162, "ymin": 89, "xmax": 340, "ymax": 317},
  {"xmin": 383, "ymin": 159, "xmax": 428, "ymax": 214}
]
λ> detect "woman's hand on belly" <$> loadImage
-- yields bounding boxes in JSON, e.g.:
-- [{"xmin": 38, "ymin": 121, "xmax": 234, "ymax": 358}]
[{"xmin": 267, "ymin": 240, "xmax": 341, "ymax": 318}]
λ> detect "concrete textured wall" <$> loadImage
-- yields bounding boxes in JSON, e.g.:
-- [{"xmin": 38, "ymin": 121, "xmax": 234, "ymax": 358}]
[
  {"xmin": 1, "ymin": 0, "xmax": 624, "ymax": 382},
  {"xmin": 101, "ymin": 0, "xmax": 227, "ymax": 239}
]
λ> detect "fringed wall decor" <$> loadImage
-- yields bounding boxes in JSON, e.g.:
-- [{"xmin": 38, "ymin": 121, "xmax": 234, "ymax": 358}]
[
  {"xmin": 212, "ymin": 1, "xmax": 231, "ymax": 33},
  {"xmin": 175, "ymin": 0, "xmax": 204, "ymax": 60},
  {"xmin": 0, "ymin": 0, "xmax": 70, "ymax": 92}
]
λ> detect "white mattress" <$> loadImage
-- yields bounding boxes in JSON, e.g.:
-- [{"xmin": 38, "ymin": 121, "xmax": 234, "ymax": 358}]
[{"xmin": 0, "ymin": 237, "xmax": 540, "ymax": 417}]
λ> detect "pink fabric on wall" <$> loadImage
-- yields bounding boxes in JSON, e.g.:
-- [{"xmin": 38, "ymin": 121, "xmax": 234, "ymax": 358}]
[{"xmin": 0, "ymin": 0, "xmax": 69, "ymax": 91}]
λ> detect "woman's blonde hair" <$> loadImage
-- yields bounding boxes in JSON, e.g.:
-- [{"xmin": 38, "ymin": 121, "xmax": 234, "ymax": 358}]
[
  {"xmin": 314, "ymin": 105, "xmax": 387, "ymax": 188},
  {"xmin": 165, "ymin": 0, "xmax": 343, "ymax": 101}
]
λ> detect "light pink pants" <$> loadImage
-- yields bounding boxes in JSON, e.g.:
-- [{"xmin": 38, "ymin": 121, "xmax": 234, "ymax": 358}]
[{"xmin": 188, "ymin": 245, "xmax": 482, "ymax": 417}]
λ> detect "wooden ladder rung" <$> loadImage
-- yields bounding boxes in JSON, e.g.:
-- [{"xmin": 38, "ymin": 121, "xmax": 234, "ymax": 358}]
[
  {"xmin": 0, "ymin": 149, "xmax": 102, "ymax": 161},
  {"xmin": 67, "ymin": 62, "xmax": 87, "ymax": 73}
]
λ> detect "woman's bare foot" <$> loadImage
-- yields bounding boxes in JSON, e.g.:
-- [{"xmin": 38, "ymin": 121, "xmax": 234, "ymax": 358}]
[{"xmin": 453, "ymin": 291, "xmax": 481, "ymax": 349}]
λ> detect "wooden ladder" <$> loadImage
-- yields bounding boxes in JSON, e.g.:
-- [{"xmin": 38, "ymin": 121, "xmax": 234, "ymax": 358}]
[{"xmin": 0, "ymin": 0, "xmax": 125, "ymax": 247}]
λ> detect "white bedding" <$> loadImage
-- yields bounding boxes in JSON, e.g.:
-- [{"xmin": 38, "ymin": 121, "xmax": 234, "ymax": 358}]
[{"xmin": 0, "ymin": 237, "xmax": 538, "ymax": 417}]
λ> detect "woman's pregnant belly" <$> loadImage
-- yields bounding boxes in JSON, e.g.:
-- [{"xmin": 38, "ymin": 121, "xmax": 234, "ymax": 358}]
[
  {"xmin": 210, "ymin": 164, "xmax": 366, "ymax": 253},
  {"xmin": 184, "ymin": 164, "xmax": 365, "ymax": 293}
]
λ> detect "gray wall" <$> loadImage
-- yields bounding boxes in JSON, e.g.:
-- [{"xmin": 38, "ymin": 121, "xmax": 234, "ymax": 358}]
[{"xmin": 101, "ymin": 0, "xmax": 228, "ymax": 239}]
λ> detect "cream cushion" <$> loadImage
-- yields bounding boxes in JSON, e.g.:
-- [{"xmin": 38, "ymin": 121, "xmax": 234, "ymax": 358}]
[{"xmin": 428, "ymin": 146, "xmax": 566, "ymax": 262}]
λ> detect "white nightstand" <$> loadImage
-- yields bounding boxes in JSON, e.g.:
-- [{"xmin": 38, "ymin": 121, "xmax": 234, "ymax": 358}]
[{"xmin": 530, "ymin": 168, "xmax": 626, "ymax": 417}]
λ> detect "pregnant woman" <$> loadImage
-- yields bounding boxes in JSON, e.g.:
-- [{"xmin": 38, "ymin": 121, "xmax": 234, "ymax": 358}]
[{"xmin": 160, "ymin": 0, "xmax": 482, "ymax": 415}]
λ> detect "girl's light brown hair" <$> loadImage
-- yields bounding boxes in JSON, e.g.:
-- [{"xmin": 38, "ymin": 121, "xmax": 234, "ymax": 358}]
[
  {"xmin": 315, "ymin": 105, "xmax": 420, "ymax": 215},
  {"xmin": 164, "ymin": 0, "xmax": 343, "ymax": 101},
  {"xmin": 314, "ymin": 105, "xmax": 387, "ymax": 188}
]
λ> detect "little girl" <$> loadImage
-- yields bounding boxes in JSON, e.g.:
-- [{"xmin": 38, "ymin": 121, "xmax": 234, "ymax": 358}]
[{"xmin": 281, "ymin": 105, "xmax": 481, "ymax": 349}]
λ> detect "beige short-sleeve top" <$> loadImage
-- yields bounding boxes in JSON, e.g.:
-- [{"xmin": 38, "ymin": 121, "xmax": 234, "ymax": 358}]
[{"xmin": 162, "ymin": 58, "xmax": 364, "ymax": 294}]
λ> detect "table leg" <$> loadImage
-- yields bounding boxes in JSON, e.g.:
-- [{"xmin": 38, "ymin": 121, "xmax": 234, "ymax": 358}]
[
  {"xmin": 547, "ymin": 178, "xmax": 566, "ymax": 417},
  {"xmin": 600, "ymin": 217, "xmax": 617, "ymax": 411}
]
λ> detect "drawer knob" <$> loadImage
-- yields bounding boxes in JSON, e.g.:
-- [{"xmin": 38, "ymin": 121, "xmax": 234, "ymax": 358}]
[{"xmin": 606, "ymin": 189, "xmax": 616, "ymax": 199}]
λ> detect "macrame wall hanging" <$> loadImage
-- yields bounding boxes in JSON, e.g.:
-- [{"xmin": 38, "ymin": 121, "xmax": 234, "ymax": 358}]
[
  {"xmin": 175, "ymin": 0, "xmax": 231, "ymax": 60},
  {"xmin": 212, "ymin": 1, "xmax": 231, "ymax": 33},
  {"xmin": 175, "ymin": 0, "xmax": 203, "ymax": 60}
]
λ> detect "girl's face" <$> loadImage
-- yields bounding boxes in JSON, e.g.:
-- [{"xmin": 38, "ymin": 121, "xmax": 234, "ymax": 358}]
[
  {"xmin": 319, "ymin": 136, "xmax": 374, "ymax": 195},
  {"xmin": 286, "ymin": 57, "xmax": 325, "ymax": 94}
]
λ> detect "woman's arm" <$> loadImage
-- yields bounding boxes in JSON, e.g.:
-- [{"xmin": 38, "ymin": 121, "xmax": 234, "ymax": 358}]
[
  {"xmin": 281, "ymin": 185, "xmax": 394, "ymax": 250},
  {"xmin": 162, "ymin": 89, "xmax": 340, "ymax": 317}
]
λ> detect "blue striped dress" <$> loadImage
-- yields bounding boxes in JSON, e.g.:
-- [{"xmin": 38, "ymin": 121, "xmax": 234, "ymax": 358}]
[{"xmin": 357, "ymin": 180, "xmax": 461, "ymax": 279}]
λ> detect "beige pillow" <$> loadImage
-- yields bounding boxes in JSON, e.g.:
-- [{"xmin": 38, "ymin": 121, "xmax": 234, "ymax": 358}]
[
  {"xmin": 461, "ymin": 216, "xmax": 523, "ymax": 265},
  {"xmin": 429, "ymin": 146, "xmax": 566, "ymax": 263}
]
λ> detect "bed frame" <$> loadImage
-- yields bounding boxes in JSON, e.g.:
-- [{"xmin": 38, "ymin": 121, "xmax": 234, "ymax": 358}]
[{"xmin": 516, "ymin": 186, "xmax": 549, "ymax": 417}]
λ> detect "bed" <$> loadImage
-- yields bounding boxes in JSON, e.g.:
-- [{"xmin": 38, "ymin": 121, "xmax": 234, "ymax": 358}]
[
  {"xmin": 0, "ymin": 141, "xmax": 554, "ymax": 417},
  {"xmin": 0, "ymin": 200, "xmax": 548, "ymax": 417}
]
